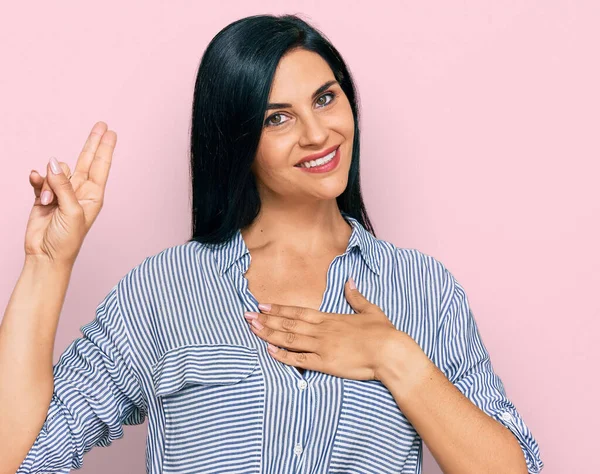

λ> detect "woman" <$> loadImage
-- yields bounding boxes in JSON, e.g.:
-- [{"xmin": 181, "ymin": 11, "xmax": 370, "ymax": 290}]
[{"xmin": 1, "ymin": 14, "xmax": 543, "ymax": 474}]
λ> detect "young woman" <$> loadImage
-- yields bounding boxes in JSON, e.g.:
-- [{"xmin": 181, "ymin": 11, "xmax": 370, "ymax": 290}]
[{"xmin": 1, "ymin": 14, "xmax": 543, "ymax": 474}]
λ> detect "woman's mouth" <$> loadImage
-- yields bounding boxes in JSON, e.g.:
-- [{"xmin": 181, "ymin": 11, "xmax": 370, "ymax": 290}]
[{"xmin": 294, "ymin": 146, "xmax": 341, "ymax": 173}]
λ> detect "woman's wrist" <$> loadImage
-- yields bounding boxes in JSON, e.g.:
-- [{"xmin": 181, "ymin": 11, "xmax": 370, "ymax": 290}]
[
  {"xmin": 24, "ymin": 254, "xmax": 75, "ymax": 274},
  {"xmin": 375, "ymin": 330, "xmax": 436, "ymax": 400}
]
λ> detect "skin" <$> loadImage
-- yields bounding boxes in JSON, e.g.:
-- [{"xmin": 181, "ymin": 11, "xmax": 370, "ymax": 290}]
[
  {"xmin": 1, "ymin": 122, "xmax": 116, "ymax": 473},
  {"xmin": 240, "ymin": 49, "xmax": 529, "ymax": 472},
  {"xmin": 9, "ymin": 50, "xmax": 528, "ymax": 473},
  {"xmin": 241, "ymin": 48, "xmax": 357, "ymax": 375},
  {"xmin": 242, "ymin": 49, "xmax": 354, "ymax": 306},
  {"xmin": 27, "ymin": 123, "xmax": 116, "ymax": 265}
]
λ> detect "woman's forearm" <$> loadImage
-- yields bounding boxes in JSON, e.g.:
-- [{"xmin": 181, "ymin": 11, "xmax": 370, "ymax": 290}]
[
  {"xmin": 377, "ymin": 332, "xmax": 528, "ymax": 474},
  {"xmin": 0, "ymin": 257, "xmax": 73, "ymax": 474}
]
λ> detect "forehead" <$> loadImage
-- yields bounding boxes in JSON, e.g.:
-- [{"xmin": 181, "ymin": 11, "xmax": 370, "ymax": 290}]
[{"xmin": 269, "ymin": 49, "xmax": 335, "ymax": 100}]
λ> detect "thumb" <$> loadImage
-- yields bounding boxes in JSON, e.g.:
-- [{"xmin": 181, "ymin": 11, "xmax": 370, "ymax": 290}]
[
  {"xmin": 46, "ymin": 157, "xmax": 79, "ymax": 214},
  {"xmin": 344, "ymin": 277, "xmax": 371, "ymax": 313}
]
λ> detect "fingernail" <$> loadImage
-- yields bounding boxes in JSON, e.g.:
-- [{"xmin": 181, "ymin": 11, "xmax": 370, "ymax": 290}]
[
  {"xmin": 267, "ymin": 343, "xmax": 279, "ymax": 353},
  {"xmin": 41, "ymin": 190, "xmax": 52, "ymax": 205},
  {"xmin": 348, "ymin": 277, "xmax": 356, "ymax": 290},
  {"xmin": 244, "ymin": 311, "xmax": 258, "ymax": 321},
  {"xmin": 49, "ymin": 157, "xmax": 61, "ymax": 175},
  {"xmin": 258, "ymin": 303, "xmax": 271, "ymax": 312}
]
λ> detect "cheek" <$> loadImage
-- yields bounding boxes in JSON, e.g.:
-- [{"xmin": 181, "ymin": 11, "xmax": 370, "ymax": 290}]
[
  {"xmin": 332, "ymin": 102, "xmax": 355, "ymax": 140},
  {"xmin": 254, "ymin": 135, "xmax": 296, "ymax": 175}
]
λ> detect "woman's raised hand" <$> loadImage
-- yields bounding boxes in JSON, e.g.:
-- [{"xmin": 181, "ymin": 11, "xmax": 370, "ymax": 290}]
[{"xmin": 24, "ymin": 122, "xmax": 117, "ymax": 266}]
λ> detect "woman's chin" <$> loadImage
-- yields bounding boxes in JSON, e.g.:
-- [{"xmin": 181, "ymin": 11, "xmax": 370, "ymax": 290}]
[{"xmin": 306, "ymin": 179, "xmax": 349, "ymax": 201}]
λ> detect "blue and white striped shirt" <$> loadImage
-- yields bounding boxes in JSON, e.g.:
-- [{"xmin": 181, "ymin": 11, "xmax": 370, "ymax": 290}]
[{"xmin": 18, "ymin": 213, "xmax": 544, "ymax": 473}]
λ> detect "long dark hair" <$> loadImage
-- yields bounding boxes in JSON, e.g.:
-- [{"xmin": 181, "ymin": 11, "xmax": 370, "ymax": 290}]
[{"xmin": 187, "ymin": 13, "xmax": 376, "ymax": 245}]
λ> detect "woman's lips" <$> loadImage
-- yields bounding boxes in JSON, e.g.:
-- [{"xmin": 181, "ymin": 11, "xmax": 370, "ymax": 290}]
[
  {"xmin": 295, "ymin": 146, "xmax": 341, "ymax": 174},
  {"xmin": 294, "ymin": 144, "xmax": 339, "ymax": 166}
]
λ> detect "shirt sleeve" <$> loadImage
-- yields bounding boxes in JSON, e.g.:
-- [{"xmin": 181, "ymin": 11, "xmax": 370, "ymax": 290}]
[
  {"xmin": 433, "ymin": 270, "xmax": 544, "ymax": 473},
  {"xmin": 16, "ymin": 284, "xmax": 147, "ymax": 473}
]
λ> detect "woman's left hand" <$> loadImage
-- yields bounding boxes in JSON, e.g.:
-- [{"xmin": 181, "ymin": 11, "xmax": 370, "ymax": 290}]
[{"xmin": 244, "ymin": 277, "xmax": 422, "ymax": 381}]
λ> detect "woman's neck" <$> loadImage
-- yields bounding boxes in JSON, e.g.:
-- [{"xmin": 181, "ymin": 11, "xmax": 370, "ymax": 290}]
[{"xmin": 240, "ymin": 203, "xmax": 352, "ymax": 258}]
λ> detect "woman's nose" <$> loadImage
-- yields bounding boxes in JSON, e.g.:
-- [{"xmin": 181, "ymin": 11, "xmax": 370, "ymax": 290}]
[{"xmin": 298, "ymin": 114, "xmax": 329, "ymax": 147}]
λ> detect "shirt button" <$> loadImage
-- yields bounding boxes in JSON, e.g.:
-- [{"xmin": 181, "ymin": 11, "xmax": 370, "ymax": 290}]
[
  {"xmin": 298, "ymin": 380, "xmax": 308, "ymax": 390},
  {"xmin": 294, "ymin": 444, "xmax": 303, "ymax": 456},
  {"xmin": 500, "ymin": 412, "xmax": 514, "ymax": 423}
]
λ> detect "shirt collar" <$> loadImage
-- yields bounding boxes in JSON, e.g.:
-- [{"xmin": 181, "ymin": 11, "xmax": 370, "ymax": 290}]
[{"xmin": 213, "ymin": 211, "xmax": 381, "ymax": 276}]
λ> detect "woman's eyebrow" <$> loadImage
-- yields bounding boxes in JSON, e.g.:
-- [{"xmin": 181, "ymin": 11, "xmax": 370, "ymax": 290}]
[{"xmin": 265, "ymin": 80, "xmax": 338, "ymax": 110}]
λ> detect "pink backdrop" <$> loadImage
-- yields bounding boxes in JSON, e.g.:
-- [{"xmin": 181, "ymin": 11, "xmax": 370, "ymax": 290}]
[{"xmin": 1, "ymin": 1, "xmax": 597, "ymax": 473}]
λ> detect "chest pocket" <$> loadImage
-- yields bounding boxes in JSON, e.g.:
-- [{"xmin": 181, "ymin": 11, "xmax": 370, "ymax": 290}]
[
  {"xmin": 329, "ymin": 379, "xmax": 421, "ymax": 473},
  {"xmin": 152, "ymin": 344, "xmax": 265, "ymax": 474}
]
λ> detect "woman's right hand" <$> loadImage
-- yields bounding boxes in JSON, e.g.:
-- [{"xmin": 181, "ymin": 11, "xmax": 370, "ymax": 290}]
[{"xmin": 24, "ymin": 121, "xmax": 117, "ymax": 266}]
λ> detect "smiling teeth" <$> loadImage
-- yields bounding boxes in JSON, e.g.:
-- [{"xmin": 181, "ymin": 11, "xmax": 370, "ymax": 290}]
[{"xmin": 300, "ymin": 149, "xmax": 337, "ymax": 168}]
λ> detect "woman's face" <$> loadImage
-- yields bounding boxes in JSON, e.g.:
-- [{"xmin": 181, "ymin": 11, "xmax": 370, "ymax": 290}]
[{"xmin": 252, "ymin": 48, "xmax": 355, "ymax": 203}]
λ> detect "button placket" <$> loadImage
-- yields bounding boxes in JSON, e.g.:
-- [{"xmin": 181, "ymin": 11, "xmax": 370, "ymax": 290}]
[{"xmin": 291, "ymin": 376, "xmax": 310, "ymax": 469}]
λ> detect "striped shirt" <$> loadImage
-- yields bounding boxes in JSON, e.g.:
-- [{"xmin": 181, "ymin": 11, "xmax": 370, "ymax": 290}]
[{"xmin": 17, "ymin": 213, "xmax": 544, "ymax": 473}]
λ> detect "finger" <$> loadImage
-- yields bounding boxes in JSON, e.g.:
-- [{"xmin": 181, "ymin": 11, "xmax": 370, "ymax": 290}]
[
  {"xmin": 39, "ymin": 161, "xmax": 72, "ymax": 206},
  {"xmin": 88, "ymin": 129, "xmax": 117, "ymax": 191},
  {"xmin": 344, "ymin": 277, "xmax": 371, "ymax": 313},
  {"xmin": 244, "ymin": 311, "xmax": 316, "ymax": 336},
  {"xmin": 29, "ymin": 170, "xmax": 43, "ymax": 198},
  {"xmin": 44, "ymin": 157, "xmax": 80, "ymax": 214},
  {"xmin": 267, "ymin": 345, "xmax": 322, "ymax": 372},
  {"xmin": 29, "ymin": 170, "xmax": 43, "ymax": 183},
  {"xmin": 259, "ymin": 303, "xmax": 322, "ymax": 324},
  {"xmin": 249, "ymin": 322, "xmax": 320, "ymax": 353},
  {"xmin": 39, "ymin": 167, "xmax": 53, "ymax": 205},
  {"xmin": 72, "ymin": 121, "xmax": 108, "ymax": 181}
]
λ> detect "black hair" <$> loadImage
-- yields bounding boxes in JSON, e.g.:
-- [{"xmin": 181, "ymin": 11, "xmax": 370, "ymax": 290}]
[{"xmin": 187, "ymin": 13, "xmax": 376, "ymax": 245}]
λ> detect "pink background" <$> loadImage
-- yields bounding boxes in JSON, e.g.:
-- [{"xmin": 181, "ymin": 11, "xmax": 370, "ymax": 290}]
[{"xmin": 1, "ymin": 1, "xmax": 598, "ymax": 473}]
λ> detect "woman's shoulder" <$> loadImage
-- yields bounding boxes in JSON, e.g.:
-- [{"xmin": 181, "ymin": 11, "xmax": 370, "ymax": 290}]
[
  {"xmin": 112, "ymin": 240, "xmax": 214, "ymax": 297},
  {"xmin": 129, "ymin": 240, "xmax": 207, "ymax": 270},
  {"xmin": 375, "ymin": 236, "xmax": 452, "ymax": 275},
  {"xmin": 371, "ymin": 238, "xmax": 463, "ymax": 323},
  {"xmin": 373, "ymin": 237, "xmax": 459, "ymax": 296}
]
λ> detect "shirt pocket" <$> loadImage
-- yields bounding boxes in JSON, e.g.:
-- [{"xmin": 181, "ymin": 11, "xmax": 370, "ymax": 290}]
[
  {"xmin": 329, "ymin": 379, "xmax": 420, "ymax": 473},
  {"xmin": 152, "ymin": 344, "xmax": 264, "ymax": 474}
]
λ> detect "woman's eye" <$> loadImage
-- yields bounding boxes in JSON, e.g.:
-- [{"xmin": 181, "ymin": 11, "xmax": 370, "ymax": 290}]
[
  {"xmin": 264, "ymin": 113, "xmax": 290, "ymax": 127},
  {"xmin": 264, "ymin": 92, "xmax": 336, "ymax": 127},
  {"xmin": 316, "ymin": 92, "xmax": 335, "ymax": 108}
]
